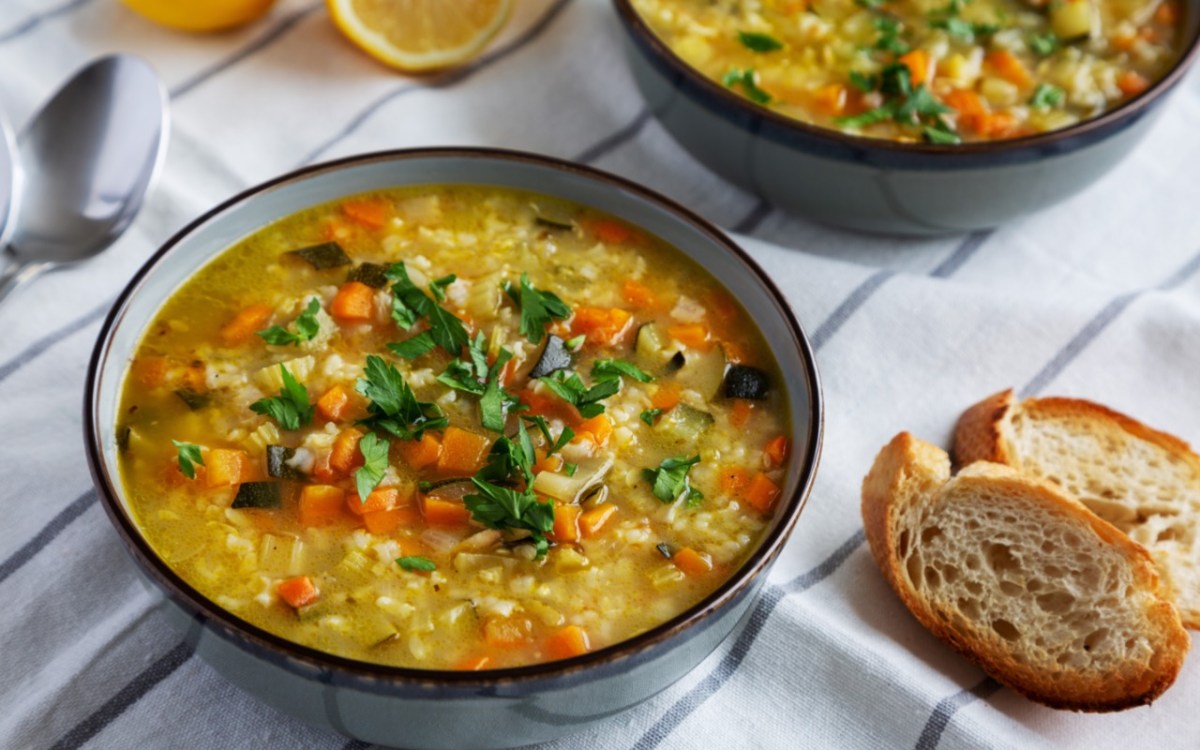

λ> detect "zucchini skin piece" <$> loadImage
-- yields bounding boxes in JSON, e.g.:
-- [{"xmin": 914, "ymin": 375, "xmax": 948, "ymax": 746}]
[
  {"xmin": 267, "ymin": 445, "xmax": 304, "ymax": 480},
  {"xmin": 287, "ymin": 242, "xmax": 351, "ymax": 270},
  {"xmin": 529, "ymin": 335, "xmax": 573, "ymax": 379},
  {"xmin": 347, "ymin": 262, "xmax": 390, "ymax": 289},
  {"xmin": 232, "ymin": 481, "xmax": 282, "ymax": 509},
  {"xmin": 723, "ymin": 364, "xmax": 771, "ymax": 400}
]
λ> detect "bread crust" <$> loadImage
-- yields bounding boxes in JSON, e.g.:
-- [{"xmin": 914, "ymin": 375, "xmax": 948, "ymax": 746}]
[
  {"xmin": 952, "ymin": 388, "xmax": 1015, "ymax": 468},
  {"xmin": 862, "ymin": 433, "xmax": 1190, "ymax": 712}
]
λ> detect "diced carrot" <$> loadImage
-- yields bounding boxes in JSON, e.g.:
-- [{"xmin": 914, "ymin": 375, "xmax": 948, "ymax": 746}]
[
  {"xmin": 651, "ymin": 382, "xmax": 682, "ymax": 411},
  {"xmin": 719, "ymin": 465, "xmax": 751, "ymax": 495},
  {"xmin": 330, "ymin": 281, "xmax": 376, "ymax": 323},
  {"xmin": 341, "ymin": 198, "xmax": 390, "ymax": 229},
  {"xmin": 586, "ymin": 218, "xmax": 637, "ymax": 245},
  {"xmin": 621, "ymin": 279, "xmax": 661, "ymax": 310},
  {"xmin": 533, "ymin": 450, "xmax": 565, "ymax": 475},
  {"xmin": 437, "ymin": 427, "xmax": 490, "ymax": 475},
  {"xmin": 363, "ymin": 505, "xmax": 421, "ymax": 535},
  {"xmin": 574, "ymin": 414, "xmax": 612, "ymax": 446},
  {"xmin": 943, "ymin": 89, "xmax": 986, "ymax": 117},
  {"xmin": 667, "ymin": 323, "xmax": 711, "ymax": 350},
  {"xmin": 672, "ymin": 547, "xmax": 713, "ymax": 577},
  {"xmin": 1155, "ymin": 1, "xmax": 1179, "ymax": 25},
  {"xmin": 813, "ymin": 83, "xmax": 847, "ymax": 116},
  {"xmin": 1113, "ymin": 31, "xmax": 1138, "ymax": 51},
  {"xmin": 899, "ymin": 49, "xmax": 930, "ymax": 86},
  {"xmin": 329, "ymin": 428, "xmax": 365, "ymax": 475},
  {"xmin": 545, "ymin": 625, "xmax": 591, "ymax": 660},
  {"xmin": 298, "ymin": 485, "xmax": 346, "ymax": 526},
  {"xmin": 705, "ymin": 289, "xmax": 741, "ymax": 325},
  {"xmin": 277, "ymin": 576, "xmax": 318, "ymax": 608},
  {"xmin": 205, "ymin": 448, "xmax": 250, "ymax": 488},
  {"xmin": 579, "ymin": 503, "xmax": 617, "ymax": 537},
  {"xmin": 520, "ymin": 387, "xmax": 581, "ymax": 427},
  {"xmin": 220, "ymin": 304, "xmax": 274, "ymax": 346},
  {"xmin": 1118, "ymin": 70, "xmax": 1151, "ymax": 97},
  {"xmin": 346, "ymin": 486, "xmax": 403, "ymax": 516},
  {"xmin": 571, "ymin": 307, "xmax": 634, "ymax": 346},
  {"xmin": 454, "ymin": 655, "xmax": 492, "ymax": 671},
  {"xmin": 180, "ymin": 362, "xmax": 207, "ymax": 393},
  {"xmin": 985, "ymin": 50, "xmax": 1033, "ymax": 89},
  {"xmin": 551, "ymin": 504, "xmax": 581, "ymax": 543},
  {"xmin": 484, "ymin": 616, "xmax": 534, "ymax": 647},
  {"xmin": 765, "ymin": 435, "xmax": 789, "ymax": 466},
  {"xmin": 743, "ymin": 473, "xmax": 781, "ymax": 514},
  {"xmin": 316, "ymin": 384, "xmax": 353, "ymax": 423},
  {"xmin": 422, "ymin": 496, "xmax": 473, "ymax": 526},
  {"xmin": 397, "ymin": 432, "xmax": 443, "ymax": 470},
  {"xmin": 730, "ymin": 400, "xmax": 754, "ymax": 428},
  {"xmin": 310, "ymin": 452, "xmax": 337, "ymax": 483},
  {"xmin": 719, "ymin": 339, "xmax": 751, "ymax": 365},
  {"xmin": 132, "ymin": 356, "xmax": 168, "ymax": 388}
]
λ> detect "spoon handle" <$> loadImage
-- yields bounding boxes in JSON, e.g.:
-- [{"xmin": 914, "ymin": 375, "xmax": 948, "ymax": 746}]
[{"xmin": 0, "ymin": 253, "xmax": 49, "ymax": 305}]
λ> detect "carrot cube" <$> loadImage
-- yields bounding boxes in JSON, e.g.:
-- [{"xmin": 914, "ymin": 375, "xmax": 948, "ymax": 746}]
[
  {"xmin": 205, "ymin": 449, "xmax": 250, "ymax": 488},
  {"xmin": 132, "ymin": 356, "xmax": 168, "ymax": 388},
  {"xmin": 730, "ymin": 400, "xmax": 754, "ymax": 428},
  {"xmin": 719, "ymin": 465, "xmax": 751, "ymax": 495},
  {"xmin": 298, "ymin": 485, "xmax": 346, "ymax": 526},
  {"xmin": 667, "ymin": 323, "xmax": 711, "ymax": 350},
  {"xmin": 545, "ymin": 625, "xmax": 591, "ymax": 660},
  {"xmin": 220, "ymin": 304, "xmax": 274, "ymax": 346},
  {"xmin": 621, "ymin": 279, "xmax": 661, "ymax": 309},
  {"xmin": 329, "ymin": 428, "xmax": 365, "ymax": 475},
  {"xmin": 743, "ymin": 473, "xmax": 781, "ymax": 514},
  {"xmin": 341, "ymin": 198, "xmax": 390, "ymax": 229},
  {"xmin": 346, "ymin": 486, "xmax": 405, "ymax": 516},
  {"xmin": 672, "ymin": 547, "xmax": 713, "ymax": 577},
  {"xmin": 575, "ymin": 414, "xmax": 612, "ymax": 446},
  {"xmin": 572, "ymin": 307, "xmax": 634, "ymax": 346},
  {"xmin": 437, "ymin": 427, "xmax": 490, "ymax": 475},
  {"xmin": 316, "ymin": 384, "xmax": 353, "ymax": 423},
  {"xmin": 898, "ymin": 49, "xmax": 930, "ymax": 86},
  {"xmin": 277, "ymin": 576, "xmax": 318, "ymax": 608},
  {"xmin": 550, "ymin": 504, "xmax": 581, "ymax": 543},
  {"xmin": 765, "ymin": 435, "xmax": 789, "ymax": 466},
  {"xmin": 398, "ymin": 432, "xmax": 442, "ymax": 470},
  {"xmin": 422, "ymin": 496, "xmax": 472, "ymax": 527},
  {"xmin": 363, "ymin": 505, "xmax": 421, "ymax": 535},
  {"xmin": 651, "ymin": 383, "xmax": 681, "ymax": 411},
  {"xmin": 579, "ymin": 503, "xmax": 617, "ymax": 537},
  {"xmin": 330, "ymin": 281, "xmax": 376, "ymax": 323}
]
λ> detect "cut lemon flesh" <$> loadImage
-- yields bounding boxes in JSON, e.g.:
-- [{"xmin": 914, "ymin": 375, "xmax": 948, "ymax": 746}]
[
  {"xmin": 327, "ymin": 0, "xmax": 512, "ymax": 72},
  {"xmin": 121, "ymin": 0, "xmax": 277, "ymax": 32}
]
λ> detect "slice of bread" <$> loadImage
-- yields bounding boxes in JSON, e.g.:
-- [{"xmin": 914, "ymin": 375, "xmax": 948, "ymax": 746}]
[
  {"xmin": 862, "ymin": 433, "xmax": 1189, "ymax": 711},
  {"xmin": 955, "ymin": 389, "xmax": 1200, "ymax": 628}
]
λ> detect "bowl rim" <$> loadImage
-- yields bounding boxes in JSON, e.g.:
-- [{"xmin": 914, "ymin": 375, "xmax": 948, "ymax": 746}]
[
  {"xmin": 84, "ymin": 146, "xmax": 824, "ymax": 690},
  {"xmin": 612, "ymin": 0, "xmax": 1200, "ymax": 158}
]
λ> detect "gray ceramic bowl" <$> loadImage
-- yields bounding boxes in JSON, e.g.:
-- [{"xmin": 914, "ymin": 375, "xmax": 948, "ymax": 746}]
[
  {"xmin": 615, "ymin": 0, "xmax": 1200, "ymax": 235},
  {"xmin": 84, "ymin": 149, "xmax": 823, "ymax": 749}
]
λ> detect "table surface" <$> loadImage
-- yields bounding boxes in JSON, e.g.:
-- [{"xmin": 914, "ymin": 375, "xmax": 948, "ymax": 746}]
[{"xmin": 2, "ymin": 1, "xmax": 1200, "ymax": 748}]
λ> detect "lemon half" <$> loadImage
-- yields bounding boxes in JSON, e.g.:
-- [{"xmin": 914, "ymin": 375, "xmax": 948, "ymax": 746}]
[{"xmin": 121, "ymin": 0, "xmax": 278, "ymax": 32}]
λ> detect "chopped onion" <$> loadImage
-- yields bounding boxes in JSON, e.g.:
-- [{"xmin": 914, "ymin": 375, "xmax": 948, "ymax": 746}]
[{"xmin": 421, "ymin": 528, "xmax": 466, "ymax": 553}]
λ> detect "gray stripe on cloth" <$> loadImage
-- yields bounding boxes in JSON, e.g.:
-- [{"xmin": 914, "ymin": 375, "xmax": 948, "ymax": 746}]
[
  {"xmin": 0, "ymin": 0, "xmax": 93, "ymax": 44},
  {"xmin": 731, "ymin": 199, "xmax": 772, "ymax": 235},
  {"xmin": 930, "ymin": 230, "xmax": 992, "ymax": 278},
  {"xmin": 631, "ymin": 530, "xmax": 867, "ymax": 750},
  {"xmin": 572, "ymin": 108, "xmax": 652, "ymax": 164},
  {"xmin": 0, "ymin": 489, "xmax": 95, "ymax": 586},
  {"xmin": 0, "ymin": 297, "xmax": 112, "ymax": 385},
  {"xmin": 809, "ymin": 269, "xmax": 895, "ymax": 351},
  {"xmin": 168, "ymin": 1, "xmax": 323, "ymax": 99},
  {"xmin": 913, "ymin": 678, "xmax": 1002, "ymax": 750},
  {"xmin": 296, "ymin": 0, "xmax": 575, "ymax": 168},
  {"xmin": 48, "ymin": 640, "xmax": 194, "ymax": 750}
]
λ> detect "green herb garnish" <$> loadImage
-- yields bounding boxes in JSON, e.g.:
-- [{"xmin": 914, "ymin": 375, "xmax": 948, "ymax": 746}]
[
  {"xmin": 564, "ymin": 462, "xmax": 578, "ymax": 477},
  {"xmin": 564, "ymin": 334, "xmax": 586, "ymax": 351},
  {"xmin": 873, "ymin": 17, "xmax": 911, "ymax": 55},
  {"xmin": 592, "ymin": 358, "xmax": 654, "ymax": 384},
  {"xmin": 722, "ymin": 68, "xmax": 772, "ymax": 105},
  {"xmin": 1029, "ymin": 83, "xmax": 1065, "ymax": 109},
  {"xmin": 386, "ymin": 262, "xmax": 470, "ymax": 356},
  {"xmin": 849, "ymin": 71, "xmax": 878, "ymax": 93},
  {"xmin": 437, "ymin": 333, "xmax": 518, "ymax": 432},
  {"xmin": 465, "ymin": 478, "xmax": 556, "ymax": 557},
  {"xmin": 388, "ymin": 332, "xmax": 436, "ymax": 360},
  {"xmin": 172, "ymin": 440, "xmax": 204, "ymax": 479},
  {"xmin": 354, "ymin": 432, "xmax": 390, "ymax": 500},
  {"xmin": 1029, "ymin": 31, "xmax": 1059, "ymax": 56},
  {"xmin": 643, "ymin": 455, "xmax": 703, "ymax": 505},
  {"xmin": 737, "ymin": 31, "xmax": 783, "ymax": 53},
  {"xmin": 250, "ymin": 365, "xmax": 314, "ymax": 431},
  {"xmin": 356, "ymin": 354, "xmax": 448, "ymax": 439},
  {"xmin": 505, "ymin": 273, "xmax": 571, "ymax": 344},
  {"xmin": 257, "ymin": 298, "xmax": 322, "ymax": 347},
  {"xmin": 540, "ymin": 370, "xmax": 620, "ymax": 419},
  {"xmin": 923, "ymin": 126, "xmax": 962, "ymax": 144},
  {"xmin": 640, "ymin": 408, "xmax": 663, "ymax": 426},
  {"xmin": 523, "ymin": 415, "xmax": 575, "ymax": 457},
  {"xmin": 930, "ymin": 17, "xmax": 998, "ymax": 41},
  {"xmin": 397, "ymin": 555, "xmax": 437, "ymax": 572}
]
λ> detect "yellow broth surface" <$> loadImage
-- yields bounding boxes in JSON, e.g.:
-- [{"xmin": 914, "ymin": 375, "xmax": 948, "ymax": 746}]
[
  {"xmin": 632, "ymin": 0, "xmax": 1185, "ymax": 142},
  {"xmin": 117, "ymin": 186, "xmax": 791, "ymax": 670}
]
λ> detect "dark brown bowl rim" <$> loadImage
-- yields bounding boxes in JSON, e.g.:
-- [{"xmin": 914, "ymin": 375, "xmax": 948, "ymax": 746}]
[
  {"xmin": 613, "ymin": 0, "xmax": 1200, "ymax": 157},
  {"xmin": 84, "ymin": 146, "xmax": 824, "ymax": 690}
]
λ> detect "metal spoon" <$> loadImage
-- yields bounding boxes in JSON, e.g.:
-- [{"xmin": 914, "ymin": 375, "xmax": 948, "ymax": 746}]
[{"xmin": 0, "ymin": 55, "xmax": 169, "ymax": 304}]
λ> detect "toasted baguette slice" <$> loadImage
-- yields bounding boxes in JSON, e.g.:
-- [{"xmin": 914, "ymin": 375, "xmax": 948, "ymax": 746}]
[
  {"xmin": 862, "ymin": 433, "xmax": 1188, "ymax": 711},
  {"xmin": 956, "ymin": 389, "xmax": 1200, "ymax": 627}
]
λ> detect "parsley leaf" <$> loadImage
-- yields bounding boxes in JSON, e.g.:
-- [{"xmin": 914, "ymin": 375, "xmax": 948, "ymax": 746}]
[
  {"xmin": 437, "ymin": 333, "xmax": 518, "ymax": 432},
  {"xmin": 523, "ymin": 414, "xmax": 575, "ymax": 456},
  {"xmin": 640, "ymin": 408, "xmax": 663, "ymax": 426},
  {"xmin": 592, "ymin": 358, "xmax": 654, "ymax": 384},
  {"xmin": 1029, "ymin": 83, "xmax": 1065, "ymax": 109},
  {"xmin": 506, "ymin": 273, "xmax": 571, "ymax": 344},
  {"xmin": 564, "ymin": 334, "xmax": 586, "ymax": 351},
  {"xmin": 354, "ymin": 432, "xmax": 390, "ymax": 500},
  {"xmin": 722, "ymin": 68, "xmax": 772, "ymax": 105},
  {"xmin": 930, "ymin": 17, "xmax": 998, "ymax": 41},
  {"xmin": 873, "ymin": 17, "xmax": 911, "ymax": 55},
  {"xmin": 464, "ymin": 477, "xmax": 555, "ymax": 557},
  {"xmin": 172, "ymin": 440, "xmax": 204, "ymax": 479},
  {"xmin": 737, "ymin": 31, "xmax": 783, "ymax": 53},
  {"xmin": 386, "ymin": 262, "xmax": 470, "ymax": 356},
  {"xmin": 855, "ymin": 0, "xmax": 886, "ymax": 8},
  {"xmin": 643, "ymin": 455, "xmax": 703, "ymax": 504},
  {"xmin": 541, "ymin": 370, "xmax": 620, "ymax": 419},
  {"xmin": 250, "ymin": 365, "xmax": 314, "ymax": 431},
  {"xmin": 849, "ymin": 71, "xmax": 878, "ymax": 92},
  {"xmin": 388, "ymin": 332, "xmax": 436, "ymax": 360},
  {"xmin": 478, "ymin": 421, "xmax": 537, "ymax": 486},
  {"xmin": 836, "ymin": 103, "xmax": 898, "ymax": 128},
  {"xmin": 479, "ymin": 348, "xmax": 515, "ymax": 432},
  {"xmin": 429, "ymin": 274, "xmax": 456, "ymax": 303},
  {"xmin": 1029, "ymin": 31, "xmax": 1059, "ymax": 56},
  {"xmin": 923, "ymin": 126, "xmax": 962, "ymax": 144},
  {"xmin": 257, "ymin": 298, "xmax": 322, "ymax": 347},
  {"xmin": 397, "ymin": 555, "xmax": 437, "ymax": 572},
  {"xmin": 356, "ymin": 354, "xmax": 448, "ymax": 439}
]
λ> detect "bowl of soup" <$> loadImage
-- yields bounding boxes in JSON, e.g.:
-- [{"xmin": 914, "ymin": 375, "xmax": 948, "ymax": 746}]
[
  {"xmin": 85, "ymin": 148, "xmax": 822, "ymax": 748},
  {"xmin": 615, "ymin": 0, "xmax": 1200, "ymax": 234}
]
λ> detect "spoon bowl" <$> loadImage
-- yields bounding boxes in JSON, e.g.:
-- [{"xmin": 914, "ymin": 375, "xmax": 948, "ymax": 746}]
[{"xmin": 0, "ymin": 55, "xmax": 168, "ymax": 303}]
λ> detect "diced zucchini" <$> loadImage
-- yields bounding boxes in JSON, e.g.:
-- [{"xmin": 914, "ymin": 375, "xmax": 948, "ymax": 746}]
[
  {"xmin": 531, "ymin": 456, "xmax": 613, "ymax": 502},
  {"xmin": 532, "ymin": 199, "xmax": 577, "ymax": 229},
  {"xmin": 722, "ymin": 364, "xmax": 771, "ymax": 400},
  {"xmin": 656, "ymin": 403, "xmax": 715, "ymax": 445},
  {"xmin": 1050, "ymin": 0, "xmax": 1093, "ymax": 40},
  {"xmin": 232, "ymin": 482, "xmax": 282, "ymax": 509},
  {"xmin": 529, "ymin": 335, "xmax": 572, "ymax": 379},
  {"xmin": 259, "ymin": 534, "xmax": 303, "ymax": 575},
  {"xmin": 287, "ymin": 242, "xmax": 351, "ymax": 270},
  {"xmin": 676, "ymin": 346, "xmax": 727, "ymax": 400},
  {"xmin": 635, "ymin": 323, "xmax": 681, "ymax": 371},
  {"xmin": 173, "ymin": 388, "xmax": 209, "ymax": 410},
  {"xmin": 266, "ymin": 445, "xmax": 304, "ymax": 480},
  {"xmin": 347, "ymin": 262, "xmax": 390, "ymax": 289}
]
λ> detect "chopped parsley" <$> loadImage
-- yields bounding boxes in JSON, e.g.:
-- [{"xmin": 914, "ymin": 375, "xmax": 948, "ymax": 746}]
[
  {"xmin": 564, "ymin": 334, "xmax": 586, "ymax": 351},
  {"xmin": 592, "ymin": 358, "xmax": 654, "ymax": 384},
  {"xmin": 643, "ymin": 455, "xmax": 704, "ymax": 506},
  {"xmin": 640, "ymin": 408, "xmax": 663, "ymax": 426},
  {"xmin": 873, "ymin": 17, "xmax": 911, "ymax": 55},
  {"xmin": 838, "ymin": 63, "xmax": 954, "ymax": 141},
  {"xmin": 250, "ymin": 364, "xmax": 314, "ymax": 431},
  {"xmin": 1029, "ymin": 83, "xmax": 1065, "ymax": 109},
  {"xmin": 257, "ymin": 298, "xmax": 322, "ymax": 347},
  {"xmin": 386, "ymin": 262, "xmax": 470, "ymax": 356},
  {"xmin": 523, "ymin": 414, "xmax": 575, "ymax": 457},
  {"xmin": 849, "ymin": 71, "xmax": 878, "ymax": 93},
  {"xmin": 929, "ymin": 17, "xmax": 998, "ymax": 41},
  {"xmin": 722, "ymin": 68, "xmax": 772, "ymax": 105},
  {"xmin": 354, "ymin": 431, "xmax": 390, "ymax": 500},
  {"xmin": 388, "ymin": 332, "xmax": 436, "ymax": 360},
  {"xmin": 437, "ymin": 333, "xmax": 519, "ymax": 432},
  {"xmin": 540, "ymin": 370, "xmax": 620, "ymax": 419},
  {"xmin": 172, "ymin": 440, "xmax": 204, "ymax": 479},
  {"xmin": 923, "ymin": 126, "xmax": 962, "ymax": 144},
  {"xmin": 737, "ymin": 31, "xmax": 783, "ymax": 53},
  {"xmin": 506, "ymin": 273, "xmax": 571, "ymax": 344},
  {"xmin": 397, "ymin": 555, "xmax": 437, "ymax": 572},
  {"xmin": 1029, "ymin": 31, "xmax": 1059, "ymax": 56},
  {"xmin": 465, "ymin": 422, "xmax": 555, "ymax": 557},
  {"xmin": 356, "ymin": 354, "xmax": 448, "ymax": 439},
  {"xmin": 564, "ymin": 462, "xmax": 578, "ymax": 477}
]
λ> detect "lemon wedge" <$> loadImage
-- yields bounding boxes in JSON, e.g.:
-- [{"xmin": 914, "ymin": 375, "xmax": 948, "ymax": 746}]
[
  {"xmin": 121, "ymin": 0, "xmax": 278, "ymax": 32},
  {"xmin": 327, "ymin": 0, "xmax": 512, "ymax": 72}
]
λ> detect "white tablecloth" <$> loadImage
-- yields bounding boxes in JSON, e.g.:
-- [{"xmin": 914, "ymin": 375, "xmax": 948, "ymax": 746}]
[{"xmin": 2, "ymin": 1, "xmax": 1199, "ymax": 748}]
